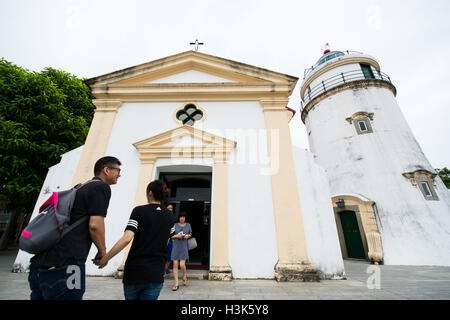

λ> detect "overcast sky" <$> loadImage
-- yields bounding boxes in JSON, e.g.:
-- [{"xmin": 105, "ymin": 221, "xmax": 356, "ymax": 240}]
[{"xmin": 1, "ymin": 0, "xmax": 449, "ymax": 168}]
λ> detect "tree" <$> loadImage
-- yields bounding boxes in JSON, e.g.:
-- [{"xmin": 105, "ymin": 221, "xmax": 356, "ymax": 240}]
[
  {"xmin": 0, "ymin": 58, "xmax": 94, "ymax": 249},
  {"xmin": 436, "ymin": 167, "xmax": 450, "ymax": 189}
]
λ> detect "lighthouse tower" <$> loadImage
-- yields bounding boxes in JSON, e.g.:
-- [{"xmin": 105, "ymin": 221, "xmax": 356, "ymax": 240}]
[{"xmin": 300, "ymin": 48, "xmax": 450, "ymax": 266}]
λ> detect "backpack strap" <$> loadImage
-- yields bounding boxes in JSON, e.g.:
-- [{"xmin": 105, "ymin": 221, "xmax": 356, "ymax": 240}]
[
  {"xmin": 61, "ymin": 215, "xmax": 90, "ymax": 238},
  {"xmin": 62, "ymin": 179, "xmax": 102, "ymax": 238},
  {"xmin": 75, "ymin": 179, "xmax": 102, "ymax": 190}
]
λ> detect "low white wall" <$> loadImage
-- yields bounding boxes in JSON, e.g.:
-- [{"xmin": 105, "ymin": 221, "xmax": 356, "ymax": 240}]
[
  {"xmin": 13, "ymin": 146, "xmax": 84, "ymax": 272},
  {"xmin": 227, "ymin": 158, "xmax": 278, "ymax": 279},
  {"xmin": 292, "ymin": 146, "xmax": 346, "ymax": 279}
]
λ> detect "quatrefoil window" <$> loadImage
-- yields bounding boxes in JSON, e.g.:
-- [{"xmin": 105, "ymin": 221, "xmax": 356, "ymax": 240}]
[{"xmin": 176, "ymin": 104, "xmax": 204, "ymax": 126}]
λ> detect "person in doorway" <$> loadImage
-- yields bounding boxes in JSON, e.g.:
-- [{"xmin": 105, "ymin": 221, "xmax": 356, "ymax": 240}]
[
  {"xmin": 28, "ymin": 156, "xmax": 121, "ymax": 300},
  {"xmin": 170, "ymin": 212, "xmax": 192, "ymax": 291},
  {"xmin": 165, "ymin": 203, "xmax": 175, "ymax": 275},
  {"xmin": 94, "ymin": 180, "xmax": 176, "ymax": 300}
]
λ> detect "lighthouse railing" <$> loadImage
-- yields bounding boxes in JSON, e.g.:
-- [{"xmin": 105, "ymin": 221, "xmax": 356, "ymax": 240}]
[{"xmin": 300, "ymin": 69, "xmax": 392, "ymax": 111}]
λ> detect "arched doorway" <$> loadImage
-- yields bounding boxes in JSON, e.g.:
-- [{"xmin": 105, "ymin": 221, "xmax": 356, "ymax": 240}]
[
  {"xmin": 339, "ymin": 210, "xmax": 366, "ymax": 260},
  {"xmin": 332, "ymin": 195, "xmax": 383, "ymax": 263}
]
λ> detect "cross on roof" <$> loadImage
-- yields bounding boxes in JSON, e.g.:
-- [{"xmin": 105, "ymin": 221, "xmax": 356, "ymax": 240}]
[{"xmin": 189, "ymin": 39, "xmax": 204, "ymax": 51}]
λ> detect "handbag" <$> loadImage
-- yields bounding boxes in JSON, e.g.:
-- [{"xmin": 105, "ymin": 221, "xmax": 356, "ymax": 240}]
[{"xmin": 187, "ymin": 237, "xmax": 197, "ymax": 250}]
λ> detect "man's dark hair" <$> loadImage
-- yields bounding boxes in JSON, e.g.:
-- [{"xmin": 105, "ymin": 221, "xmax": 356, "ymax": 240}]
[
  {"xmin": 146, "ymin": 180, "xmax": 167, "ymax": 201},
  {"xmin": 94, "ymin": 156, "xmax": 122, "ymax": 176}
]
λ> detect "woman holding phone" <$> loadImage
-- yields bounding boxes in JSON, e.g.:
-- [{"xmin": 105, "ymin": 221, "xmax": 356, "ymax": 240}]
[{"xmin": 170, "ymin": 212, "xmax": 192, "ymax": 291}]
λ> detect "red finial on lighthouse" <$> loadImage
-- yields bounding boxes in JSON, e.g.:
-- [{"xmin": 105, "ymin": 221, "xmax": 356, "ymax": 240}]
[{"xmin": 322, "ymin": 42, "xmax": 331, "ymax": 55}]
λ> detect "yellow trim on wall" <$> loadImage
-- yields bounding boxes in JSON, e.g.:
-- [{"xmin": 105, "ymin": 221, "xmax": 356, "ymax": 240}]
[
  {"xmin": 71, "ymin": 99, "xmax": 122, "ymax": 186},
  {"xmin": 260, "ymin": 98, "xmax": 319, "ymax": 282},
  {"xmin": 89, "ymin": 82, "xmax": 296, "ymax": 102}
]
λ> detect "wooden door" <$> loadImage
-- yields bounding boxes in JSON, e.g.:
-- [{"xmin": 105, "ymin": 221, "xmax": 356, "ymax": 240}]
[{"xmin": 340, "ymin": 211, "xmax": 366, "ymax": 259}]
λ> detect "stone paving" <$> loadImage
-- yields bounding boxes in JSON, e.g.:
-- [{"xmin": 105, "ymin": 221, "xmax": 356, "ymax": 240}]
[{"xmin": 1, "ymin": 248, "xmax": 450, "ymax": 300}]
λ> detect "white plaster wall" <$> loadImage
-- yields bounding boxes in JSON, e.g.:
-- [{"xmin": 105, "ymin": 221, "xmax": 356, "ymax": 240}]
[
  {"xmin": 305, "ymin": 86, "xmax": 450, "ymax": 266},
  {"xmin": 152, "ymin": 155, "xmax": 274, "ymax": 279},
  {"xmin": 292, "ymin": 146, "xmax": 346, "ymax": 279},
  {"xmin": 199, "ymin": 102, "xmax": 278, "ymax": 279},
  {"xmin": 13, "ymin": 146, "xmax": 84, "ymax": 272},
  {"xmin": 226, "ymin": 152, "xmax": 278, "ymax": 279},
  {"xmin": 85, "ymin": 99, "xmax": 278, "ymax": 278}
]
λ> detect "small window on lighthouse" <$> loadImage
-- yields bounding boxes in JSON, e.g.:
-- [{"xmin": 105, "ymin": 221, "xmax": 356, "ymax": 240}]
[
  {"xmin": 417, "ymin": 179, "xmax": 439, "ymax": 200},
  {"xmin": 403, "ymin": 170, "xmax": 439, "ymax": 201},
  {"xmin": 420, "ymin": 181, "xmax": 432, "ymax": 197},
  {"xmin": 358, "ymin": 121, "xmax": 368, "ymax": 132},
  {"xmin": 348, "ymin": 112, "xmax": 374, "ymax": 135},
  {"xmin": 353, "ymin": 118, "xmax": 372, "ymax": 135}
]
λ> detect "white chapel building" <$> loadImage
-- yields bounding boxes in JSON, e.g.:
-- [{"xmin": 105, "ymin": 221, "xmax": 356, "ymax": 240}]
[{"xmin": 14, "ymin": 50, "xmax": 450, "ymax": 280}]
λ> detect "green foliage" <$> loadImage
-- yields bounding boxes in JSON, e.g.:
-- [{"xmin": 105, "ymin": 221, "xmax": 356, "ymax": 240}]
[
  {"xmin": 436, "ymin": 167, "xmax": 450, "ymax": 189},
  {"xmin": 0, "ymin": 58, "xmax": 94, "ymax": 213}
]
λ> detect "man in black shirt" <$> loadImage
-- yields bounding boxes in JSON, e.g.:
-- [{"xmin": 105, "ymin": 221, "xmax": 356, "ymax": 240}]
[
  {"xmin": 95, "ymin": 180, "xmax": 176, "ymax": 300},
  {"xmin": 28, "ymin": 156, "xmax": 121, "ymax": 300}
]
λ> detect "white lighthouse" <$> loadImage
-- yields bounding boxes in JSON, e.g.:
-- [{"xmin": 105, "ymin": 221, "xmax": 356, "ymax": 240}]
[{"xmin": 300, "ymin": 49, "xmax": 450, "ymax": 266}]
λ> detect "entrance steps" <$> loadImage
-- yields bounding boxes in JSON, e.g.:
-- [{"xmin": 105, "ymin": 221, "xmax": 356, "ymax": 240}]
[{"xmin": 164, "ymin": 269, "xmax": 209, "ymax": 280}]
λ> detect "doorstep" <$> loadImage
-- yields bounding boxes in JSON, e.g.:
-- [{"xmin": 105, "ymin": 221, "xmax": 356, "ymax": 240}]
[{"xmin": 164, "ymin": 269, "xmax": 209, "ymax": 280}]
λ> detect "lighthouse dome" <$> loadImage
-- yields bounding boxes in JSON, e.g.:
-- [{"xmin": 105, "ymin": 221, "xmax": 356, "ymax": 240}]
[{"xmin": 315, "ymin": 50, "xmax": 345, "ymax": 67}]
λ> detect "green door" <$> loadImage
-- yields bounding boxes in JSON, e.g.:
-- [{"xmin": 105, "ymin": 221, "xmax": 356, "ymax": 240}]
[{"xmin": 340, "ymin": 211, "xmax": 366, "ymax": 259}]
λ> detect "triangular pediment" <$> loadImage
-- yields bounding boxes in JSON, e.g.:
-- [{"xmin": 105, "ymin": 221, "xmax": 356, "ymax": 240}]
[
  {"xmin": 133, "ymin": 125, "xmax": 236, "ymax": 160},
  {"xmin": 148, "ymin": 70, "xmax": 233, "ymax": 84},
  {"xmin": 86, "ymin": 51, "xmax": 298, "ymax": 86}
]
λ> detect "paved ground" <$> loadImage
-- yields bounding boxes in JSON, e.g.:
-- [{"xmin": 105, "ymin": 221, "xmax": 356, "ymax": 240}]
[{"xmin": 1, "ymin": 248, "xmax": 450, "ymax": 300}]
